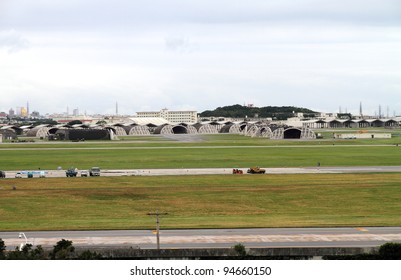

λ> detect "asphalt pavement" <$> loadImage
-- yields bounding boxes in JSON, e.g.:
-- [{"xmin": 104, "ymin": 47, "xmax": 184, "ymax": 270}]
[
  {"xmin": 2, "ymin": 227, "xmax": 401, "ymax": 249},
  {"xmin": 4, "ymin": 166, "xmax": 401, "ymax": 178}
]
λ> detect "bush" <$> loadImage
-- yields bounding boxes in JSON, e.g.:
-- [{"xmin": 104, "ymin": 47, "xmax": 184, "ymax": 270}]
[
  {"xmin": 378, "ymin": 242, "xmax": 401, "ymax": 260},
  {"xmin": 0, "ymin": 238, "xmax": 5, "ymax": 259},
  {"xmin": 78, "ymin": 250, "xmax": 103, "ymax": 260},
  {"xmin": 232, "ymin": 243, "xmax": 247, "ymax": 257},
  {"xmin": 50, "ymin": 239, "xmax": 75, "ymax": 260},
  {"xmin": 5, "ymin": 244, "xmax": 46, "ymax": 260},
  {"xmin": 323, "ymin": 242, "xmax": 401, "ymax": 260}
]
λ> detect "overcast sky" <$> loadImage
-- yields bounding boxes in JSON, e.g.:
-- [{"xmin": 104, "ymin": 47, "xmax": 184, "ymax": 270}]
[{"xmin": 1, "ymin": 0, "xmax": 400, "ymax": 116}]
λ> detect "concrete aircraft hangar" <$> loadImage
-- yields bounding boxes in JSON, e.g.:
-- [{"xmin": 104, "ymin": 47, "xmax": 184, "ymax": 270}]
[{"xmin": 2, "ymin": 117, "xmax": 318, "ymax": 140}]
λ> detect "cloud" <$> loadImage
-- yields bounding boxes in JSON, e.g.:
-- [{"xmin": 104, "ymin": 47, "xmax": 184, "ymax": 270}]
[
  {"xmin": 0, "ymin": 29, "xmax": 29, "ymax": 53},
  {"xmin": 3, "ymin": 0, "xmax": 400, "ymax": 32},
  {"xmin": 1, "ymin": 0, "xmax": 401, "ymax": 115},
  {"xmin": 165, "ymin": 35, "xmax": 196, "ymax": 53}
]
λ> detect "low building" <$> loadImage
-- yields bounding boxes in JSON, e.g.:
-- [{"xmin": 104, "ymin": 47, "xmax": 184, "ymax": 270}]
[
  {"xmin": 136, "ymin": 108, "xmax": 197, "ymax": 124},
  {"xmin": 333, "ymin": 133, "xmax": 392, "ymax": 139}
]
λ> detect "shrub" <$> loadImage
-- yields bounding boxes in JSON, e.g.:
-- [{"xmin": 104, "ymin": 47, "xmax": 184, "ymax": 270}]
[
  {"xmin": 78, "ymin": 250, "xmax": 103, "ymax": 260},
  {"xmin": 0, "ymin": 238, "xmax": 5, "ymax": 259},
  {"xmin": 50, "ymin": 239, "xmax": 75, "ymax": 260},
  {"xmin": 232, "ymin": 243, "xmax": 247, "ymax": 257},
  {"xmin": 378, "ymin": 242, "xmax": 401, "ymax": 260}
]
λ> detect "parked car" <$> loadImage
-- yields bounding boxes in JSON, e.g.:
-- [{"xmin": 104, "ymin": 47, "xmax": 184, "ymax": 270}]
[
  {"xmin": 15, "ymin": 172, "xmax": 22, "ymax": 178},
  {"xmin": 0, "ymin": 171, "xmax": 5, "ymax": 178},
  {"xmin": 89, "ymin": 167, "xmax": 101, "ymax": 176},
  {"xmin": 81, "ymin": 170, "xmax": 88, "ymax": 177},
  {"xmin": 66, "ymin": 168, "xmax": 78, "ymax": 177}
]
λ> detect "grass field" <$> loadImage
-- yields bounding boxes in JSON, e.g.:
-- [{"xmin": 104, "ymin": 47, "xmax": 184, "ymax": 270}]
[
  {"xmin": 1, "ymin": 133, "xmax": 401, "ymax": 231},
  {"xmin": 1, "ymin": 174, "xmax": 401, "ymax": 231},
  {"xmin": 0, "ymin": 134, "xmax": 401, "ymax": 170}
]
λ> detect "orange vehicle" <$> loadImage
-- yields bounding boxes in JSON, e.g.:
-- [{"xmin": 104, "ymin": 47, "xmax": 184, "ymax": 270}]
[{"xmin": 232, "ymin": 168, "xmax": 243, "ymax": 174}]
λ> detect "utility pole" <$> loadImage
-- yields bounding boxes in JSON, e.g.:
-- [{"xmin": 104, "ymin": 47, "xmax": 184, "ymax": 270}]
[{"xmin": 147, "ymin": 210, "xmax": 168, "ymax": 250}]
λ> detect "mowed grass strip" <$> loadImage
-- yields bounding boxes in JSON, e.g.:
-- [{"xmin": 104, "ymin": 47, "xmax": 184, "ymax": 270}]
[
  {"xmin": 1, "ymin": 145, "xmax": 401, "ymax": 170},
  {"xmin": 1, "ymin": 173, "xmax": 401, "ymax": 231}
]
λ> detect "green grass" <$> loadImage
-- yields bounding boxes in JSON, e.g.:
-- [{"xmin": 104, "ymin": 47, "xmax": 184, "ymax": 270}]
[
  {"xmin": 0, "ymin": 134, "xmax": 401, "ymax": 170},
  {"xmin": 0, "ymin": 145, "xmax": 400, "ymax": 170},
  {"xmin": 1, "ymin": 133, "xmax": 401, "ymax": 231},
  {"xmin": 1, "ymin": 174, "xmax": 401, "ymax": 231}
]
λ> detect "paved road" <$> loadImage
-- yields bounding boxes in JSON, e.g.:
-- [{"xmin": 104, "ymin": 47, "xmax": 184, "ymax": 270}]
[
  {"xmin": 2, "ymin": 227, "xmax": 401, "ymax": 249},
  {"xmin": 4, "ymin": 166, "xmax": 401, "ymax": 178}
]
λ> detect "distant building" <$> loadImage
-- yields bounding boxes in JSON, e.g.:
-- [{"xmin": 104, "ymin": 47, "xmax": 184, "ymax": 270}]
[
  {"xmin": 136, "ymin": 108, "xmax": 198, "ymax": 124},
  {"xmin": 20, "ymin": 107, "xmax": 28, "ymax": 117},
  {"xmin": 31, "ymin": 111, "xmax": 40, "ymax": 118},
  {"xmin": 50, "ymin": 115, "xmax": 97, "ymax": 125}
]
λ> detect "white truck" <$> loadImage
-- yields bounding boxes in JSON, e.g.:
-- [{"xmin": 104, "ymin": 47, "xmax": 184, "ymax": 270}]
[{"xmin": 89, "ymin": 167, "xmax": 101, "ymax": 176}]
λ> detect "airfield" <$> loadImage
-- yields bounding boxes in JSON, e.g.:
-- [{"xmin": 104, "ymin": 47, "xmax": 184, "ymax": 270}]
[{"xmin": 1, "ymin": 130, "xmax": 401, "ymax": 250}]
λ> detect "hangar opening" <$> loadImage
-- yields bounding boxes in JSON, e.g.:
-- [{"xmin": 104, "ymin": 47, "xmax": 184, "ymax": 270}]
[
  {"xmin": 154, "ymin": 124, "xmax": 188, "ymax": 135},
  {"xmin": 172, "ymin": 126, "xmax": 187, "ymax": 134},
  {"xmin": 284, "ymin": 128, "xmax": 302, "ymax": 139}
]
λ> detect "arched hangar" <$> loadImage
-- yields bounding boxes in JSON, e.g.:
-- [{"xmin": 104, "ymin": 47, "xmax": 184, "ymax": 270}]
[{"xmin": 283, "ymin": 128, "xmax": 302, "ymax": 139}]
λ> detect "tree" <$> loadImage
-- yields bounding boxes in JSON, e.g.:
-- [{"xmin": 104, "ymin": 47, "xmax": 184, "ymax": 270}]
[
  {"xmin": 67, "ymin": 120, "xmax": 83, "ymax": 126},
  {"xmin": 50, "ymin": 239, "xmax": 75, "ymax": 260},
  {"xmin": 0, "ymin": 238, "xmax": 5, "ymax": 259},
  {"xmin": 379, "ymin": 242, "xmax": 401, "ymax": 260},
  {"xmin": 31, "ymin": 245, "xmax": 46, "ymax": 260},
  {"xmin": 5, "ymin": 244, "xmax": 34, "ymax": 260},
  {"xmin": 200, "ymin": 104, "xmax": 317, "ymax": 120}
]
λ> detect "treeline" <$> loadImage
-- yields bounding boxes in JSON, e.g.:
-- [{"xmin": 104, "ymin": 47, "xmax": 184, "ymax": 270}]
[
  {"xmin": 200, "ymin": 104, "xmax": 317, "ymax": 120},
  {"xmin": 323, "ymin": 242, "xmax": 401, "ymax": 260},
  {"xmin": 2, "ymin": 238, "xmax": 401, "ymax": 260},
  {"xmin": 0, "ymin": 238, "xmax": 102, "ymax": 260},
  {"xmin": 2, "ymin": 117, "xmax": 58, "ymax": 126}
]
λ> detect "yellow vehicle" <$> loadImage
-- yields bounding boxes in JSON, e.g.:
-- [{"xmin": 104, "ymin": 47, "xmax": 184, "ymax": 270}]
[{"xmin": 247, "ymin": 166, "xmax": 266, "ymax": 174}]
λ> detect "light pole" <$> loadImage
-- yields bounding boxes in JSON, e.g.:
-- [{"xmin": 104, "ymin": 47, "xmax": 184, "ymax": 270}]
[
  {"xmin": 147, "ymin": 210, "xmax": 168, "ymax": 250},
  {"xmin": 18, "ymin": 232, "xmax": 28, "ymax": 251}
]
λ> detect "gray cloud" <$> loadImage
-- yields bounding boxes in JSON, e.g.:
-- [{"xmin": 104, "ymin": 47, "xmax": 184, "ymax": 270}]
[
  {"xmin": 0, "ymin": 29, "xmax": 29, "ymax": 53},
  {"xmin": 165, "ymin": 36, "xmax": 196, "ymax": 53},
  {"xmin": 1, "ymin": 0, "xmax": 401, "ymax": 115},
  {"xmin": 2, "ymin": 0, "xmax": 400, "ymax": 31}
]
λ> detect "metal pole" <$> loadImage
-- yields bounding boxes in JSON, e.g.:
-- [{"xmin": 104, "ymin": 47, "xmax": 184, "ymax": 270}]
[
  {"xmin": 156, "ymin": 211, "xmax": 160, "ymax": 250},
  {"xmin": 147, "ymin": 211, "xmax": 168, "ymax": 250}
]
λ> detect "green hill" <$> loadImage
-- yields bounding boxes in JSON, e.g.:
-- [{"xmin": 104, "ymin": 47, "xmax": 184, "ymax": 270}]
[{"xmin": 200, "ymin": 104, "xmax": 317, "ymax": 120}]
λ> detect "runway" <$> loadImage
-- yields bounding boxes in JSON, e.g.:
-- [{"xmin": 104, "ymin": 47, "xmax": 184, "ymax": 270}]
[
  {"xmin": 2, "ymin": 227, "xmax": 401, "ymax": 249},
  {"xmin": 4, "ymin": 166, "xmax": 401, "ymax": 178}
]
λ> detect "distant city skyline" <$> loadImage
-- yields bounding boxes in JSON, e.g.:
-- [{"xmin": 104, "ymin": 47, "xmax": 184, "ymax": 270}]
[
  {"xmin": 1, "ymin": 1, "xmax": 400, "ymax": 116},
  {"xmin": 1, "ymin": 101, "xmax": 399, "ymax": 118}
]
